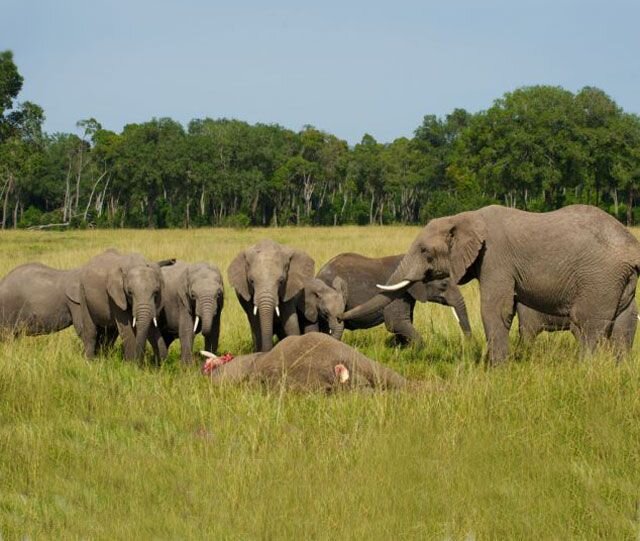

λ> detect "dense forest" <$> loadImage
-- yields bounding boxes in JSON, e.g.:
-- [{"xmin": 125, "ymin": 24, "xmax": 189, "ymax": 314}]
[{"xmin": 1, "ymin": 50, "xmax": 640, "ymax": 230}]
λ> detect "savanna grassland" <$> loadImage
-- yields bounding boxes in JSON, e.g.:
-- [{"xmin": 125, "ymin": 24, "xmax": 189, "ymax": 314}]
[{"xmin": 2, "ymin": 226, "xmax": 640, "ymax": 539}]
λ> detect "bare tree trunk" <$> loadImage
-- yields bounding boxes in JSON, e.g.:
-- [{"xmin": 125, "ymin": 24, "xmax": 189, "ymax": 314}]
[
  {"xmin": 13, "ymin": 196, "xmax": 19, "ymax": 229},
  {"xmin": 74, "ymin": 146, "xmax": 84, "ymax": 214},
  {"xmin": 63, "ymin": 163, "xmax": 72, "ymax": 222},
  {"xmin": 2, "ymin": 174, "xmax": 14, "ymax": 230},
  {"xmin": 369, "ymin": 192, "xmax": 375, "ymax": 225},
  {"xmin": 83, "ymin": 170, "xmax": 108, "ymax": 221}
]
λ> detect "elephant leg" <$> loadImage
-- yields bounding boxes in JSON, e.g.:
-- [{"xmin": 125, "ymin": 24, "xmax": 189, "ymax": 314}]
[
  {"xmin": 79, "ymin": 303, "xmax": 98, "ymax": 359},
  {"xmin": 479, "ymin": 281, "xmax": 516, "ymax": 365},
  {"xmin": 97, "ymin": 326, "xmax": 118, "ymax": 354},
  {"xmin": 115, "ymin": 319, "xmax": 137, "ymax": 361},
  {"xmin": 383, "ymin": 298, "xmax": 423, "ymax": 345},
  {"xmin": 240, "ymin": 297, "xmax": 261, "ymax": 352},
  {"xmin": 148, "ymin": 326, "xmax": 168, "ymax": 364},
  {"xmin": 204, "ymin": 314, "xmax": 221, "ymax": 355},
  {"xmin": 68, "ymin": 302, "xmax": 84, "ymax": 337},
  {"xmin": 610, "ymin": 301, "xmax": 637, "ymax": 358},
  {"xmin": 178, "ymin": 314, "xmax": 195, "ymax": 363},
  {"xmin": 280, "ymin": 302, "xmax": 301, "ymax": 337},
  {"xmin": 516, "ymin": 304, "xmax": 542, "ymax": 344}
]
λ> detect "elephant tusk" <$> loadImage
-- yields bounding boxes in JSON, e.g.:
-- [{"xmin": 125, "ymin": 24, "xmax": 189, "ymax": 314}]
[
  {"xmin": 153, "ymin": 317, "xmax": 158, "ymax": 327},
  {"xmin": 450, "ymin": 306, "xmax": 460, "ymax": 323},
  {"xmin": 199, "ymin": 350, "xmax": 218, "ymax": 359},
  {"xmin": 132, "ymin": 316, "xmax": 136, "ymax": 328},
  {"xmin": 253, "ymin": 305, "xmax": 258, "ymax": 316},
  {"xmin": 329, "ymin": 329, "xmax": 333, "ymax": 335},
  {"xmin": 637, "ymin": 314, "xmax": 640, "ymax": 321},
  {"xmin": 377, "ymin": 280, "xmax": 411, "ymax": 291},
  {"xmin": 275, "ymin": 305, "xmax": 280, "ymax": 317},
  {"xmin": 193, "ymin": 316, "xmax": 200, "ymax": 333}
]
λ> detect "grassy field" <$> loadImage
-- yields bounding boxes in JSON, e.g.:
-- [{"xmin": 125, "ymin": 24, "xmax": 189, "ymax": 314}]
[{"xmin": 2, "ymin": 226, "xmax": 640, "ymax": 539}]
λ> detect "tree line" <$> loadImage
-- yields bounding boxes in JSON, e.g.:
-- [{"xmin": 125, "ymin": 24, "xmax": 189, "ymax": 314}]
[{"xmin": 1, "ymin": 50, "xmax": 640, "ymax": 230}]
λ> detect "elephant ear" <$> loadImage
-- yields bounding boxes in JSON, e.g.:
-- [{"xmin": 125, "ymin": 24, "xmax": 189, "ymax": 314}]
[
  {"xmin": 227, "ymin": 251, "xmax": 250, "ymax": 301},
  {"xmin": 332, "ymin": 276, "xmax": 348, "ymax": 303},
  {"xmin": 178, "ymin": 267, "xmax": 191, "ymax": 310},
  {"xmin": 449, "ymin": 213, "xmax": 487, "ymax": 284},
  {"xmin": 153, "ymin": 263, "xmax": 165, "ymax": 311},
  {"xmin": 303, "ymin": 288, "xmax": 319, "ymax": 323},
  {"xmin": 284, "ymin": 250, "xmax": 315, "ymax": 302},
  {"xmin": 107, "ymin": 267, "xmax": 128, "ymax": 310}
]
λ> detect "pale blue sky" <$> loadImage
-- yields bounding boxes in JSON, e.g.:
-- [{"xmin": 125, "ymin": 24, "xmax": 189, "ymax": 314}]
[{"xmin": 3, "ymin": 0, "xmax": 639, "ymax": 143}]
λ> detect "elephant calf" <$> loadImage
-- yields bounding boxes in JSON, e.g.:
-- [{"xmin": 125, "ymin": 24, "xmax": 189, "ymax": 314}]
[
  {"xmin": 157, "ymin": 261, "xmax": 224, "ymax": 363},
  {"xmin": 201, "ymin": 332, "xmax": 407, "ymax": 392},
  {"xmin": 318, "ymin": 253, "xmax": 471, "ymax": 345},
  {"xmin": 516, "ymin": 303, "xmax": 638, "ymax": 349},
  {"xmin": 0, "ymin": 263, "xmax": 82, "ymax": 338}
]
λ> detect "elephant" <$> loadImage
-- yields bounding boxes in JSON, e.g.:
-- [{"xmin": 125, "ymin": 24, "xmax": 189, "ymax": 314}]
[
  {"xmin": 228, "ymin": 239, "xmax": 315, "ymax": 352},
  {"xmin": 0, "ymin": 263, "xmax": 83, "ymax": 338},
  {"xmin": 516, "ymin": 302, "xmax": 638, "ymax": 348},
  {"xmin": 75, "ymin": 249, "xmax": 175, "ymax": 361},
  {"xmin": 295, "ymin": 277, "xmax": 347, "ymax": 339},
  {"xmin": 341, "ymin": 205, "xmax": 640, "ymax": 364},
  {"xmin": 156, "ymin": 261, "xmax": 224, "ymax": 363},
  {"xmin": 200, "ymin": 332, "xmax": 407, "ymax": 392},
  {"xmin": 316, "ymin": 253, "xmax": 471, "ymax": 344}
]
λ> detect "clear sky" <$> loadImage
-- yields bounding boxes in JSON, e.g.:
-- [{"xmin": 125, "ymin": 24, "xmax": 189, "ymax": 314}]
[{"xmin": 3, "ymin": 0, "xmax": 639, "ymax": 144}]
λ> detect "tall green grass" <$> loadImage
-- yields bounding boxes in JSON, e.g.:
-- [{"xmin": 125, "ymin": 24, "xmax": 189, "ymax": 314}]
[{"xmin": 1, "ymin": 227, "xmax": 640, "ymax": 539}]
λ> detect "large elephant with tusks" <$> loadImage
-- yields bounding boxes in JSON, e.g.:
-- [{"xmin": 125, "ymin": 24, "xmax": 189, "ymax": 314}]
[
  {"xmin": 342, "ymin": 205, "xmax": 640, "ymax": 364},
  {"xmin": 228, "ymin": 239, "xmax": 315, "ymax": 352}
]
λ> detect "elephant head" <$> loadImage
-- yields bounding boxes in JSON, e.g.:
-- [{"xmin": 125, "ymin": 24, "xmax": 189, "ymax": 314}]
[
  {"xmin": 107, "ymin": 262, "xmax": 165, "ymax": 355},
  {"xmin": 341, "ymin": 211, "xmax": 486, "ymax": 321},
  {"xmin": 228, "ymin": 239, "xmax": 315, "ymax": 352},
  {"xmin": 303, "ymin": 277, "xmax": 348, "ymax": 340},
  {"xmin": 179, "ymin": 263, "xmax": 224, "ymax": 335}
]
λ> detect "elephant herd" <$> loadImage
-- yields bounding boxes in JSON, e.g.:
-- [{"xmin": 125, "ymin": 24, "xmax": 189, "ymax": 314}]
[{"xmin": 2, "ymin": 204, "xmax": 640, "ymax": 389}]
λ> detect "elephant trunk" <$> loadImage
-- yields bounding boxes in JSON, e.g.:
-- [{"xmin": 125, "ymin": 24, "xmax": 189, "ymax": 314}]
[
  {"xmin": 328, "ymin": 319, "xmax": 344, "ymax": 341},
  {"xmin": 383, "ymin": 252, "xmax": 423, "ymax": 290},
  {"xmin": 341, "ymin": 252, "xmax": 422, "ymax": 322},
  {"xmin": 133, "ymin": 302, "xmax": 154, "ymax": 356},
  {"xmin": 196, "ymin": 294, "xmax": 216, "ymax": 336},
  {"xmin": 256, "ymin": 294, "xmax": 275, "ymax": 352},
  {"xmin": 449, "ymin": 292, "xmax": 472, "ymax": 337}
]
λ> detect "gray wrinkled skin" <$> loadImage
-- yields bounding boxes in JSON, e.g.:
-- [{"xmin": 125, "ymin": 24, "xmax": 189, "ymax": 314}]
[
  {"xmin": 318, "ymin": 252, "xmax": 471, "ymax": 344},
  {"xmin": 207, "ymin": 332, "xmax": 407, "ymax": 392},
  {"xmin": 343, "ymin": 205, "xmax": 640, "ymax": 364},
  {"xmin": 0, "ymin": 263, "xmax": 83, "ymax": 338},
  {"xmin": 228, "ymin": 239, "xmax": 315, "ymax": 353},
  {"xmin": 516, "ymin": 302, "xmax": 638, "ymax": 352},
  {"xmin": 76, "ymin": 249, "xmax": 170, "ymax": 362},
  {"xmin": 157, "ymin": 261, "xmax": 224, "ymax": 363}
]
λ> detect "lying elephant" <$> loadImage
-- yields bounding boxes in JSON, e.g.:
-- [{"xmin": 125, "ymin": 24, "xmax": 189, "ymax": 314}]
[
  {"xmin": 517, "ymin": 302, "xmax": 638, "ymax": 347},
  {"xmin": 200, "ymin": 332, "xmax": 407, "ymax": 392},
  {"xmin": 316, "ymin": 252, "xmax": 471, "ymax": 344},
  {"xmin": 0, "ymin": 263, "xmax": 82, "ymax": 338}
]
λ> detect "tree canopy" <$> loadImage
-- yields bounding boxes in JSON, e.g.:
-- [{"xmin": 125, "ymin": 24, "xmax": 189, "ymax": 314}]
[{"xmin": 1, "ymin": 50, "xmax": 640, "ymax": 230}]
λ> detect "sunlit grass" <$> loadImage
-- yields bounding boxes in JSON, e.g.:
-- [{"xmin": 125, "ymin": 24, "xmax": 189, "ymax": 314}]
[{"xmin": 1, "ymin": 226, "xmax": 640, "ymax": 538}]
